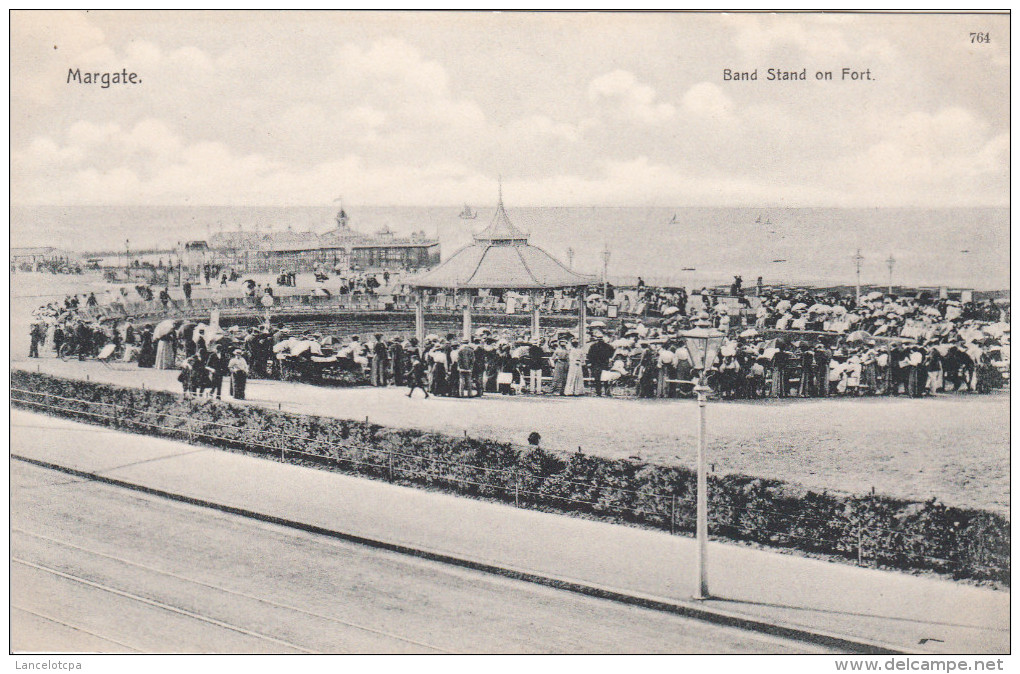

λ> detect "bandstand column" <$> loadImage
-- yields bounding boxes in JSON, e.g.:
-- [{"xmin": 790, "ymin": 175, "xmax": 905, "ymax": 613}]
[
  {"xmin": 462, "ymin": 290, "xmax": 472, "ymax": 341},
  {"xmin": 531, "ymin": 290, "xmax": 541, "ymax": 337},
  {"xmin": 414, "ymin": 290, "xmax": 425, "ymax": 345}
]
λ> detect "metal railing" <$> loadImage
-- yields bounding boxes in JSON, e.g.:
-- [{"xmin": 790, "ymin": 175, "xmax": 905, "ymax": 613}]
[
  {"xmin": 10, "ymin": 384, "xmax": 1005, "ymax": 580},
  {"xmin": 74, "ymin": 293, "xmax": 634, "ymax": 324}
]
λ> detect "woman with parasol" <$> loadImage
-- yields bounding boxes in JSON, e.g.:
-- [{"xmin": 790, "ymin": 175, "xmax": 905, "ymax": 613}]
[{"xmin": 153, "ymin": 319, "xmax": 180, "ymax": 370}]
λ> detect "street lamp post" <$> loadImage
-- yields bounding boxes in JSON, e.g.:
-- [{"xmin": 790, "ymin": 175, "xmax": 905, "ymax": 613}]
[
  {"xmin": 886, "ymin": 254, "xmax": 895, "ymax": 295},
  {"xmin": 679, "ymin": 312, "xmax": 726, "ymax": 600},
  {"xmin": 601, "ymin": 244, "xmax": 611, "ymax": 297},
  {"xmin": 853, "ymin": 249, "xmax": 865, "ymax": 303},
  {"xmin": 125, "ymin": 239, "xmax": 131, "ymax": 275}
]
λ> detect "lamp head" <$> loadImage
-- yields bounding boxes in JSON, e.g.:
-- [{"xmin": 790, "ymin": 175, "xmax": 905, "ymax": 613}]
[{"xmin": 680, "ymin": 316, "xmax": 726, "ymax": 372}]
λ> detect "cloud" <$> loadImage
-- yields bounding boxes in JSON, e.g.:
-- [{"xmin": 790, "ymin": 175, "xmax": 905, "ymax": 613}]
[
  {"xmin": 730, "ymin": 14, "xmax": 898, "ymax": 63},
  {"xmin": 506, "ymin": 115, "xmax": 580, "ymax": 144},
  {"xmin": 835, "ymin": 108, "xmax": 1008, "ymax": 205},
  {"xmin": 8, "ymin": 14, "xmax": 1009, "ymax": 209},
  {"xmin": 588, "ymin": 69, "xmax": 675, "ymax": 124},
  {"xmin": 681, "ymin": 82, "xmax": 735, "ymax": 122}
]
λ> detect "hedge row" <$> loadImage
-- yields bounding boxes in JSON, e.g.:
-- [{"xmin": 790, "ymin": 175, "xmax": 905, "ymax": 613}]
[{"xmin": 10, "ymin": 369, "xmax": 1009, "ymax": 585}]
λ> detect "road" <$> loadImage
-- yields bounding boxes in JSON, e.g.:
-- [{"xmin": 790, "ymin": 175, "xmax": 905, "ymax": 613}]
[{"xmin": 11, "ymin": 460, "xmax": 829, "ymax": 654}]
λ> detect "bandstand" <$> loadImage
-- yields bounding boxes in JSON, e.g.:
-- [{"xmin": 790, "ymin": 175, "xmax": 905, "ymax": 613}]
[{"xmin": 406, "ymin": 192, "xmax": 595, "ymax": 345}]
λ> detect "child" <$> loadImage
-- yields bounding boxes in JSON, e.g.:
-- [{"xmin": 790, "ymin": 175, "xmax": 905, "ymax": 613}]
[
  {"xmin": 407, "ymin": 354, "xmax": 429, "ymax": 399},
  {"xmin": 178, "ymin": 356, "xmax": 194, "ymax": 398}
]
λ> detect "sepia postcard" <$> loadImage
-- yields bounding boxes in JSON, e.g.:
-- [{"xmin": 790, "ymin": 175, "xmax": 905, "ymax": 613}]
[{"xmin": 8, "ymin": 9, "xmax": 1010, "ymax": 665}]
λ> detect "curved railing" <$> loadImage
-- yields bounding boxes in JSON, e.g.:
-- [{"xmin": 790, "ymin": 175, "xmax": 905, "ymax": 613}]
[{"xmin": 74, "ymin": 293, "xmax": 623, "ymax": 324}]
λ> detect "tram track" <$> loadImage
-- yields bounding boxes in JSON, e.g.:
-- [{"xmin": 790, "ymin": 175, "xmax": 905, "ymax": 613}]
[
  {"xmin": 13, "ymin": 527, "xmax": 457, "ymax": 654},
  {"xmin": 13, "ymin": 557, "xmax": 320, "ymax": 654}
]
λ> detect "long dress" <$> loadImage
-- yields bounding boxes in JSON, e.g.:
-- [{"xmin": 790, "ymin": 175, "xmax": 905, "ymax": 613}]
[
  {"xmin": 428, "ymin": 350, "xmax": 447, "ymax": 395},
  {"xmin": 564, "ymin": 346, "xmax": 586, "ymax": 396},
  {"xmin": 154, "ymin": 335, "xmax": 176, "ymax": 370},
  {"xmin": 137, "ymin": 332, "xmax": 155, "ymax": 368},
  {"xmin": 229, "ymin": 357, "xmax": 248, "ymax": 399},
  {"xmin": 551, "ymin": 347, "xmax": 569, "ymax": 394}
]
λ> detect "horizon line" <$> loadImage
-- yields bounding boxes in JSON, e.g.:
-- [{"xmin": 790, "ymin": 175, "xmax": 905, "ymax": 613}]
[{"xmin": 10, "ymin": 202, "xmax": 1010, "ymax": 210}]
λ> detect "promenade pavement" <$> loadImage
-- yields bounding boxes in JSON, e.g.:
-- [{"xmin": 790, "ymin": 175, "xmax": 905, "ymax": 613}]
[{"xmin": 10, "ymin": 408, "xmax": 1008, "ymax": 655}]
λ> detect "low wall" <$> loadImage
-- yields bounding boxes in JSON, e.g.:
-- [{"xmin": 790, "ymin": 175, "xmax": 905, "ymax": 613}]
[{"xmin": 10, "ymin": 369, "xmax": 1009, "ymax": 586}]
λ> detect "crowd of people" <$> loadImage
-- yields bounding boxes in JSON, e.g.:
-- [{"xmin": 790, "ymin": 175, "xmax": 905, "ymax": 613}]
[
  {"xmin": 12, "ymin": 256, "xmax": 83, "ymax": 275},
  {"xmin": 28, "ymin": 278, "xmax": 1009, "ymax": 402}
]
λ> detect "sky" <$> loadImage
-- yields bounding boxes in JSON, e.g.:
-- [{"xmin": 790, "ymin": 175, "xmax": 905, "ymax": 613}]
[{"xmin": 10, "ymin": 11, "xmax": 1010, "ymax": 208}]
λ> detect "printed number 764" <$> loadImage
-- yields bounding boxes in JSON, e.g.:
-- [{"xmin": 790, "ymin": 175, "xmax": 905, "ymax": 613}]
[{"xmin": 970, "ymin": 32, "xmax": 991, "ymax": 44}]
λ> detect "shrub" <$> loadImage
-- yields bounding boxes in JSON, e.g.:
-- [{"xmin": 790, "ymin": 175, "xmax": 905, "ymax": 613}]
[{"xmin": 10, "ymin": 369, "xmax": 1009, "ymax": 585}]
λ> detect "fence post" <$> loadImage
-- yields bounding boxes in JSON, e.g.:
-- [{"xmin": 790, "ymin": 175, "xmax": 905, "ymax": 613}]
[
  {"xmin": 514, "ymin": 476, "xmax": 520, "ymax": 508},
  {"xmin": 671, "ymin": 495, "xmax": 677, "ymax": 535},
  {"xmin": 857, "ymin": 524, "xmax": 864, "ymax": 566},
  {"xmin": 387, "ymin": 450, "xmax": 393, "ymax": 481}
]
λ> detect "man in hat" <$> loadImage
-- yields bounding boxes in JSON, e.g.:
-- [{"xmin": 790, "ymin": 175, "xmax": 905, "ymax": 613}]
[
  {"xmin": 814, "ymin": 341, "xmax": 832, "ymax": 397},
  {"xmin": 28, "ymin": 322, "xmax": 43, "ymax": 358},
  {"xmin": 456, "ymin": 338, "xmax": 475, "ymax": 397},
  {"xmin": 526, "ymin": 336, "xmax": 545, "ymax": 394},
  {"xmin": 370, "ymin": 333, "xmax": 388, "ymax": 387},
  {"xmin": 228, "ymin": 348, "xmax": 249, "ymax": 399},
  {"xmin": 75, "ymin": 319, "xmax": 92, "ymax": 361},
  {"xmin": 205, "ymin": 342, "xmax": 229, "ymax": 400},
  {"xmin": 483, "ymin": 337, "xmax": 500, "ymax": 392},
  {"xmin": 799, "ymin": 341, "xmax": 817, "ymax": 397},
  {"xmin": 471, "ymin": 336, "xmax": 486, "ymax": 397},
  {"xmin": 637, "ymin": 342, "xmax": 659, "ymax": 398},
  {"xmin": 587, "ymin": 332, "xmax": 615, "ymax": 397},
  {"xmin": 389, "ymin": 336, "xmax": 405, "ymax": 387}
]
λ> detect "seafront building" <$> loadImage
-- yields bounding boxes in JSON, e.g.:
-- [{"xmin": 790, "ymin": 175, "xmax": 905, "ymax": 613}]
[
  {"xmin": 205, "ymin": 208, "xmax": 440, "ymax": 275},
  {"xmin": 11, "ymin": 246, "xmax": 76, "ymax": 271}
]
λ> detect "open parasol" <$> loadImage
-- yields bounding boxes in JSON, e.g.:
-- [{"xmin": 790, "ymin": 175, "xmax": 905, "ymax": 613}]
[{"xmin": 153, "ymin": 319, "xmax": 176, "ymax": 340}]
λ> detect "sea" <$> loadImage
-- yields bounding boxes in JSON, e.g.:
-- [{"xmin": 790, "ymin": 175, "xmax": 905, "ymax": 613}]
[{"xmin": 10, "ymin": 204, "xmax": 1010, "ymax": 291}]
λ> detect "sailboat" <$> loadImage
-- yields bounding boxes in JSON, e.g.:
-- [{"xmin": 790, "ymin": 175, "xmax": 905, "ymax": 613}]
[
  {"xmin": 755, "ymin": 214, "xmax": 762, "ymax": 224},
  {"xmin": 459, "ymin": 204, "xmax": 477, "ymax": 220},
  {"xmin": 669, "ymin": 213, "xmax": 679, "ymax": 224}
]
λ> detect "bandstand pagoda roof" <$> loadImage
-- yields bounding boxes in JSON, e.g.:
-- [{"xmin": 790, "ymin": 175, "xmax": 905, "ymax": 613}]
[{"xmin": 407, "ymin": 195, "xmax": 595, "ymax": 290}]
